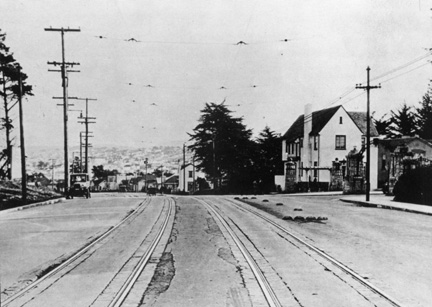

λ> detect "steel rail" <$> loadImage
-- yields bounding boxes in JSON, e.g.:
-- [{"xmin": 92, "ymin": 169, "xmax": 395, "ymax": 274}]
[
  {"xmin": 196, "ymin": 197, "xmax": 282, "ymax": 307},
  {"xmin": 227, "ymin": 197, "xmax": 405, "ymax": 307},
  {"xmin": 108, "ymin": 197, "xmax": 174, "ymax": 307},
  {"xmin": 3, "ymin": 198, "xmax": 152, "ymax": 306}
]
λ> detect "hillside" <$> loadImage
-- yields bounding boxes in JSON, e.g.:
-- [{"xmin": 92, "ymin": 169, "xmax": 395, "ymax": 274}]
[{"xmin": 0, "ymin": 180, "xmax": 62, "ymax": 211}]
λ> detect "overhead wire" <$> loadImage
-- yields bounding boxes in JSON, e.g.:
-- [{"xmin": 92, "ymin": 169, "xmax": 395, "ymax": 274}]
[{"xmin": 321, "ymin": 51, "xmax": 432, "ymax": 110}]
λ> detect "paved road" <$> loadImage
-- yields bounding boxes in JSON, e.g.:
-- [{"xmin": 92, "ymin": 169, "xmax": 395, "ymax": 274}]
[
  {"xmin": 0, "ymin": 194, "xmax": 143, "ymax": 296},
  {"xmin": 1, "ymin": 194, "xmax": 431, "ymax": 306}
]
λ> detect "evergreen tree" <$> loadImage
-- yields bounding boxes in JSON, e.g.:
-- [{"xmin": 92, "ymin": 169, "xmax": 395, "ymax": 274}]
[
  {"xmin": 416, "ymin": 91, "xmax": 432, "ymax": 139},
  {"xmin": 389, "ymin": 103, "xmax": 417, "ymax": 137},
  {"xmin": 254, "ymin": 126, "xmax": 283, "ymax": 193},
  {"xmin": 0, "ymin": 29, "xmax": 33, "ymax": 179},
  {"xmin": 372, "ymin": 112, "xmax": 391, "ymax": 136},
  {"xmin": 188, "ymin": 102, "xmax": 254, "ymax": 193}
]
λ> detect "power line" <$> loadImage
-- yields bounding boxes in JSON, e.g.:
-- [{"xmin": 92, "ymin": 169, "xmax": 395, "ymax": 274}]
[{"xmin": 370, "ymin": 51, "xmax": 431, "ymax": 82}]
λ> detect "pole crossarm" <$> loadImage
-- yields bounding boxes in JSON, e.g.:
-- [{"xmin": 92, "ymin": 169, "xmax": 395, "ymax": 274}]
[
  {"xmin": 48, "ymin": 69, "xmax": 80, "ymax": 73},
  {"xmin": 47, "ymin": 61, "xmax": 80, "ymax": 67},
  {"xmin": 44, "ymin": 27, "xmax": 81, "ymax": 32}
]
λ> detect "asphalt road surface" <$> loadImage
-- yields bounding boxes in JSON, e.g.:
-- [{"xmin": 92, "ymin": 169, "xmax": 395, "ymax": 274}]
[{"xmin": 0, "ymin": 193, "xmax": 430, "ymax": 306}]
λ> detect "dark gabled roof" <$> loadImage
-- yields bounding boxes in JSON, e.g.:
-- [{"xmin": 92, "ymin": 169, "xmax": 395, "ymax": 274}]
[
  {"xmin": 282, "ymin": 115, "xmax": 303, "ymax": 142},
  {"xmin": 283, "ymin": 105, "xmax": 379, "ymax": 141},
  {"xmin": 164, "ymin": 175, "xmax": 179, "ymax": 184},
  {"xmin": 282, "ymin": 106, "xmax": 340, "ymax": 141},
  {"xmin": 309, "ymin": 106, "xmax": 341, "ymax": 135},
  {"xmin": 347, "ymin": 112, "xmax": 379, "ymax": 137},
  {"xmin": 180, "ymin": 163, "xmax": 192, "ymax": 170}
]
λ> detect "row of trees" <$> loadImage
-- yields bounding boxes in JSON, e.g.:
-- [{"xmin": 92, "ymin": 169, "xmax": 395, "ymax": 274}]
[
  {"xmin": 0, "ymin": 29, "xmax": 33, "ymax": 179},
  {"xmin": 188, "ymin": 102, "xmax": 282, "ymax": 194},
  {"xmin": 91, "ymin": 164, "xmax": 173, "ymax": 181},
  {"xmin": 373, "ymin": 88, "xmax": 432, "ymax": 139}
]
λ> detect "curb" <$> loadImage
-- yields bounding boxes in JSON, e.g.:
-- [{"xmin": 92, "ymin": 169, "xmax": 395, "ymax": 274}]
[
  {"xmin": 340, "ymin": 199, "xmax": 432, "ymax": 216},
  {"xmin": 0, "ymin": 197, "xmax": 66, "ymax": 214}
]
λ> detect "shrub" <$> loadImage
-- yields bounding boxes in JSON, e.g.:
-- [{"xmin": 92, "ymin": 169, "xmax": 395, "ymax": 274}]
[{"xmin": 393, "ymin": 166, "xmax": 432, "ymax": 206}]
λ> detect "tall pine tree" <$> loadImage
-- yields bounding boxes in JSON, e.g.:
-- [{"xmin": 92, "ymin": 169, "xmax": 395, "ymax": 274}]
[
  {"xmin": 389, "ymin": 103, "xmax": 417, "ymax": 137},
  {"xmin": 188, "ymin": 102, "xmax": 255, "ymax": 193},
  {"xmin": 0, "ymin": 29, "xmax": 33, "ymax": 179}
]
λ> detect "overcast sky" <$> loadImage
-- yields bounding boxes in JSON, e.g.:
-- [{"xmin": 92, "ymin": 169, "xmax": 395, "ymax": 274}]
[{"xmin": 1, "ymin": 0, "xmax": 432, "ymax": 150}]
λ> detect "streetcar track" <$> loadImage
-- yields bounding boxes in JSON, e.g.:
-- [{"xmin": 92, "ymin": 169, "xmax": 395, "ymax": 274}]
[
  {"xmin": 225, "ymin": 197, "xmax": 405, "ymax": 307},
  {"xmin": 106, "ymin": 197, "xmax": 174, "ymax": 307},
  {"xmin": 2, "ymin": 198, "xmax": 152, "ymax": 306},
  {"xmin": 195, "ymin": 197, "xmax": 282, "ymax": 307}
]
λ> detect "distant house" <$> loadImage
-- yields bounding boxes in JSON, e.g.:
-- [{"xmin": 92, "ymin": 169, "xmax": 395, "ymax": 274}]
[
  {"xmin": 374, "ymin": 136, "xmax": 432, "ymax": 190},
  {"xmin": 92, "ymin": 179, "xmax": 108, "ymax": 191},
  {"xmin": 27, "ymin": 172, "xmax": 50, "ymax": 188},
  {"xmin": 163, "ymin": 174, "xmax": 178, "ymax": 193},
  {"xmin": 178, "ymin": 163, "xmax": 209, "ymax": 193},
  {"xmin": 130, "ymin": 175, "xmax": 157, "ymax": 192},
  {"xmin": 281, "ymin": 104, "xmax": 379, "ymax": 191}
]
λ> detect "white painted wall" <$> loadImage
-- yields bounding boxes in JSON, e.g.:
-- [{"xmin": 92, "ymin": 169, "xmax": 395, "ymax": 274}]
[
  {"xmin": 178, "ymin": 164, "xmax": 207, "ymax": 192},
  {"xmin": 315, "ymin": 108, "xmax": 362, "ymax": 181}
]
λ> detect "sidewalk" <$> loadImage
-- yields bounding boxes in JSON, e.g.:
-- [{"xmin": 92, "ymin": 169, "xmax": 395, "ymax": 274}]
[
  {"xmin": 340, "ymin": 194, "xmax": 432, "ymax": 216},
  {"xmin": 0, "ymin": 197, "xmax": 65, "ymax": 214}
]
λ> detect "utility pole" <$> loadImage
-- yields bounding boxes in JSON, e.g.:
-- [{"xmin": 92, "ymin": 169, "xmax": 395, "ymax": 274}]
[
  {"xmin": 144, "ymin": 158, "xmax": 148, "ymax": 192},
  {"xmin": 45, "ymin": 27, "xmax": 80, "ymax": 193},
  {"xmin": 75, "ymin": 98, "xmax": 96, "ymax": 173},
  {"xmin": 356, "ymin": 67, "xmax": 381, "ymax": 202},
  {"xmin": 50, "ymin": 159, "xmax": 56, "ymax": 188},
  {"xmin": 183, "ymin": 143, "xmax": 186, "ymax": 192},
  {"xmin": 212, "ymin": 139, "xmax": 216, "ymax": 190},
  {"xmin": 192, "ymin": 155, "xmax": 196, "ymax": 194},
  {"xmin": 17, "ymin": 66, "xmax": 26, "ymax": 205},
  {"xmin": 79, "ymin": 132, "xmax": 83, "ymax": 171},
  {"xmin": 1, "ymin": 70, "xmax": 12, "ymax": 180}
]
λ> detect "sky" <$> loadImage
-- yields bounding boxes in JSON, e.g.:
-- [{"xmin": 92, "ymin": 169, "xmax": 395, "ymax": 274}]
[{"xmin": 1, "ymin": 0, "xmax": 432, "ymax": 152}]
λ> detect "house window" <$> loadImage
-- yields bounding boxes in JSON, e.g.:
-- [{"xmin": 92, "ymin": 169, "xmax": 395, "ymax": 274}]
[
  {"xmin": 188, "ymin": 171, "xmax": 193, "ymax": 178},
  {"xmin": 314, "ymin": 136, "xmax": 318, "ymax": 150},
  {"xmin": 335, "ymin": 135, "xmax": 346, "ymax": 150},
  {"xmin": 339, "ymin": 116, "xmax": 343, "ymax": 124}
]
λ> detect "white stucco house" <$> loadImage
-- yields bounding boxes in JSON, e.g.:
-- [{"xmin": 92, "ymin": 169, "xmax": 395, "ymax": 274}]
[
  {"xmin": 178, "ymin": 163, "xmax": 210, "ymax": 193},
  {"xmin": 281, "ymin": 104, "xmax": 379, "ymax": 191}
]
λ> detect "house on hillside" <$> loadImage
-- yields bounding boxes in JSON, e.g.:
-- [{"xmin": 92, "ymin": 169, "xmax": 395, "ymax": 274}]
[{"xmin": 281, "ymin": 104, "xmax": 379, "ymax": 192}]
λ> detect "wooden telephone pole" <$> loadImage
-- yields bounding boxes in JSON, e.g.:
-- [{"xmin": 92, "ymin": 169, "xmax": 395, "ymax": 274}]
[
  {"xmin": 356, "ymin": 67, "xmax": 381, "ymax": 202},
  {"xmin": 76, "ymin": 98, "xmax": 97, "ymax": 173},
  {"xmin": 17, "ymin": 66, "xmax": 26, "ymax": 205},
  {"xmin": 45, "ymin": 27, "xmax": 80, "ymax": 193}
]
